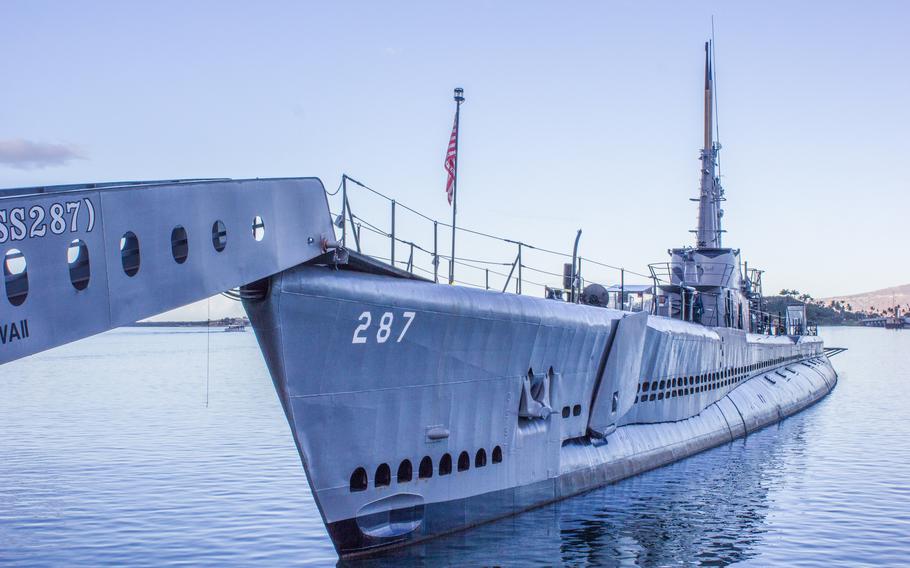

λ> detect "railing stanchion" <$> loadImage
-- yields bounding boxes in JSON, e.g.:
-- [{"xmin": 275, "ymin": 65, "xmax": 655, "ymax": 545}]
[
  {"xmin": 570, "ymin": 230, "xmax": 582, "ymax": 303},
  {"xmin": 341, "ymin": 175, "xmax": 348, "ymax": 248},
  {"xmin": 433, "ymin": 221, "xmax": 438, "ymax": 283},
  {"xmin": 502, "ymin": 254, "xmax": 518, "ymax": 293},
  {"xmin": 576, "ymin": 256, "xmax": 583, "ymax": 303},
  {"xmin": 390, "ymin": 200, "xmax": 396, "ymax": 267},
  {"xmin": 621, "ymin": 268, "xmax": 625, "ymax": 311},
  {"xmin": 517, "ymin": 243, "xmax": 523, "ymax": 295},
  {"xmin": 485, "ymin": 269, "xmax": 489, "ymax": 290}
]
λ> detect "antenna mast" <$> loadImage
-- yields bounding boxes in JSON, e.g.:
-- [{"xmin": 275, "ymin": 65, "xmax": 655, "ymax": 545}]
[{"xmin": 695, "ymin": 39, "xmax": 724, "ymax": 249}]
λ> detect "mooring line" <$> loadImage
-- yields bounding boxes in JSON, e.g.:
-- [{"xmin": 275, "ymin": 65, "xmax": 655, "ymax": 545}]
[{"xmin": 205, "ymin": 297, "xmax": 211, "ymax": 408}]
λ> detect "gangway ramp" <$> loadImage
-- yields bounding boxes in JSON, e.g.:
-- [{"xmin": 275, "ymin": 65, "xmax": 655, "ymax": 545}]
[{"xmin": 0, "ymin": 177, "xmax": 333, "ymax": 365}]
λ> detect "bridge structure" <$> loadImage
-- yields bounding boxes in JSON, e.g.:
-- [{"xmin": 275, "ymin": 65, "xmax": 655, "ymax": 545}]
[{"xmin": 0, "ymin": 177, "xmax": 334, "ymax": 366}]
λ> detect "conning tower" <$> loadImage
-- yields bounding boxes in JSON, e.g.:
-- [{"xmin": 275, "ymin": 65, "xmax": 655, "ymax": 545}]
[{"xmin": 651, "ymin": 41, "xmax": 750, "ymax": 330}]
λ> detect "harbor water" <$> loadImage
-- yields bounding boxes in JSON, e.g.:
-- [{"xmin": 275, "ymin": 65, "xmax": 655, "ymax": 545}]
[{"xmin": 1, "ymin": 326, "xmax": 908, "ymax": 566}]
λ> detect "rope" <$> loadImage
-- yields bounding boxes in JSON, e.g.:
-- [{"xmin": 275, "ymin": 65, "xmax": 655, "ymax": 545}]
[{"xmin": 325, "ymin": 178, "xmax": 343, "ymax": 196}]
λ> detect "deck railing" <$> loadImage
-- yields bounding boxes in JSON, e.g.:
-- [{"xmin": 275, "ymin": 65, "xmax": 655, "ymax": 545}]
[{"xmin": 331, "ymin": 174, "xmax": 651, "ymax": 304}]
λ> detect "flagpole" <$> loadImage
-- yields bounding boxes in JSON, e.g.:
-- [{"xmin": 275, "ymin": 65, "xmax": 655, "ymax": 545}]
[{"xmin": 449, "ymin": 87, "xmax": 464, "ymax": 285}]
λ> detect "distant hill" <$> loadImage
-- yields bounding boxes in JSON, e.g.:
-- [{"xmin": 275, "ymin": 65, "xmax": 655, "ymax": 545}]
[
  {"xmin": 820, "ymin": 283, "xmax": 910, "ymax": 316},
  {"xmin": 762, "ymin": 295, "xmax": 865, "ymax": 326}
]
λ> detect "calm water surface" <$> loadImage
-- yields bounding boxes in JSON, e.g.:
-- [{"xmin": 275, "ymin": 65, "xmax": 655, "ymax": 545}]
[{"xmin": 1, "ymin": 326, "xmax": 908, "ymax": 566}]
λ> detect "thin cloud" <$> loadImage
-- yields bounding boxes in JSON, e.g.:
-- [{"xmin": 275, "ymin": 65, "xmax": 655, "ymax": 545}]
[{"xmin": 0, "ymin": 139, "xmax": 85, "ymax": 169}]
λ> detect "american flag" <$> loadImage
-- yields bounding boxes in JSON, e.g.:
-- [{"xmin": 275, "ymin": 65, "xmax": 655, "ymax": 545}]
[{"xmin": 444, "ymin": 116, "xmax": 458, "ymax": 205}]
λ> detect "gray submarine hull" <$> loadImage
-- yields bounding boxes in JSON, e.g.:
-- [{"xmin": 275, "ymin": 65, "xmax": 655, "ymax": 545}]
[{"xmin": 244, "ymin": 264, "xmax": 836, "ymax": 558}]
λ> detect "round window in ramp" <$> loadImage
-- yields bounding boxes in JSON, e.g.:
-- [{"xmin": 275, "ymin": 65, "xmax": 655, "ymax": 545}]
[
  {"xmin": 252, "ymin": 216, "xmax": 265, "ymax": 241},
  {"xmin": 120, "ymin": 231, "xmax": 140, "ymax": 277},
  {"xmin": 212, "ymin": 220, "xmax": 227, "ymax": 252},
  {"xmin": 3, "ymin": 248, "xmax": 28, "ymax": 306},
  {"xmin": 67, "ymin": 239, "xmax": 90, "ymax": 290},
  {"xmin": 171, "ymin": 226, "xmax": 189, "ymax": 264}
]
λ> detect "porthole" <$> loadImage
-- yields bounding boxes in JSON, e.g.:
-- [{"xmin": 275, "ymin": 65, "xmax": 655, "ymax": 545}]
[
  {"xmin": 572, "ymin": 404, "xmax": 581, "ymax": 416},
  {"xmin": 171, "ymin": 226, "xmax": 189, "ymax": 264},
  {"xmin": 562, "ymin": 406, "xmax": 570, "ymax": 418},
  {"xmin": 350, "ymin": 467, "xmax": 367, "ymax": 492},
  {"xmin": 120, "ymin": 231, "xmax": 140, "ymax": 277},
  {"xmin": 439, "ymin": 453, "xmax": 452, "ymax": 476},
  {"xmin": 252, "ymin": 215, "xmax": 265, "ymax": 241},
  {"xmin": 642, "ymin": 381, "xmax": 650, "ymax": 391},
  {"xmin": 67, "ymin": 239, "xmax": 90, "ymax": 290},
  {"xmin": 457, "ymin": 451, "xmax": 470, "ymax": 472},
  {"xmin": 397, "ymin": 459, "xmax": 412, "ymax": 483},
  {"xmin": 658, "ymin": 380, "xmax": 665, "ymax": 390},
  {"xmin": 419, "ymin": 456, "xmax": 433, "ymax": 479},
  {"xmin": 492, "ymin": 446, "xmax": 503, "ymax": 464},
  {"xmin": 475, "ymin": 449, "xmax": 487, "ymax": 468},
  {"xmin": 375, "ymin": 463, "xmax": 391, "ymax": 487},
  {"xmin": 3, "ymin": 248, "xmax": 28, "ymax": 306},
  {"xmin": 212, "ymin": 220, "xmax": 227, "ymax": 252}
]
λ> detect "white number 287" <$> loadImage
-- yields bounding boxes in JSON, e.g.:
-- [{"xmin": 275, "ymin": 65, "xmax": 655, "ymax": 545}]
[{"xmin": 352, "ymin": 311, "xmax": 415, "ymax": 344}]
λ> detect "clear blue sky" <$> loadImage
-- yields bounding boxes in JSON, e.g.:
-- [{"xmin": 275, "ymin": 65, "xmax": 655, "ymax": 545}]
[{"xmin": 2, "ymin": 1, "xmax": 908, "ymax": 319}]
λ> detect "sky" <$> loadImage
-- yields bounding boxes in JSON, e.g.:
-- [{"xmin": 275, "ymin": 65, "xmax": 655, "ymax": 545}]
[{"xmin": 1, "ymin": 1, "xmax": 908, "ymax": 319}]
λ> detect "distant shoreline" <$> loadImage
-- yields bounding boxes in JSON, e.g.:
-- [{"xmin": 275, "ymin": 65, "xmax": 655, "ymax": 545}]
[
  {"xmin": 126, "ymin": 320, "xmax": 247, "ymax": 328},
  {"xmin": 126, "ymin": 321, "xmax": 213, "ymax": 327}
]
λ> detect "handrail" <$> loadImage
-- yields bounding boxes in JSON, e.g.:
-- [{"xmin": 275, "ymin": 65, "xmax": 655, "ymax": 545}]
[{"xmin": 333, "ymin": 174, "xmax": 651, "ymax": 301}]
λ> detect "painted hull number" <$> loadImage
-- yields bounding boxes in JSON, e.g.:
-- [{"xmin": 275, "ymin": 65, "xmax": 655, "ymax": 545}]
[
  {"xmin": 0, "ymin": 198, "xmax": 96, "ymax": 243},
  {"xmin": 352, "ymin": 311, "xmax": 415, "ymax": 344}
]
